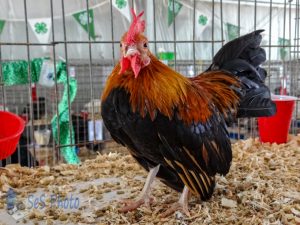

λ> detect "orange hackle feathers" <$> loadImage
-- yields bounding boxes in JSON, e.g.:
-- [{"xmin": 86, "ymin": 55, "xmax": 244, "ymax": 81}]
[
  {"xmin": 101, "ymin": 54, "xmax": 241, "ymax": 124},
  {"xmin": 102, "ymin": 55, "xmax": 190, "ymax": 121}
]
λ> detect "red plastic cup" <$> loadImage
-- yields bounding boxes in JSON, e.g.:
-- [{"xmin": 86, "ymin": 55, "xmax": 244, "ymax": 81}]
[
  {"xmin": 258, "ymin": 95, "xmax": 297, "ymax": 144},
  {"xmin": 0, "ymin": 111, "xmax": 25, "ymax": 160}
]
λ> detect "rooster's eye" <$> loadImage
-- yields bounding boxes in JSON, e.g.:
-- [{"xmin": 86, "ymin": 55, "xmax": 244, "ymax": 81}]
[
  {"xmin": 143, "ymin": 43, "xmax": 148, "ymax": 48},
  {"xmin": 120, "ymin": 43, "xmax": 122, "ymax": 48}
]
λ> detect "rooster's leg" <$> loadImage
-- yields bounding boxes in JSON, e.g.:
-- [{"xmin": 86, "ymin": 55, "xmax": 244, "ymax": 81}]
[
  {"xmin": 119, "ymin": 165, "xmax": 160, "ymax": 212},
  {"xmin": 160, "ymin": 185, "xmax": 190, "ymax": 218}
]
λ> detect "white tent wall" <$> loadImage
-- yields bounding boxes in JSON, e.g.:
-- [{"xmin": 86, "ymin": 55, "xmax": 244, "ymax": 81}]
[{"xmin": 0, "ymin": 0, "xmax": 297, "ymax": 61}]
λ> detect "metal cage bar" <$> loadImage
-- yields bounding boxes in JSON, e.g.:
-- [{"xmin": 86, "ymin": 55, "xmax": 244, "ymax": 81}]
[
  {"xmin": 50, "ymin": 0, "xmax": 61, "ymax": 165},
  {"xmin": 23, "ymin": 0, "xmax": 36, "ymax": 167}
]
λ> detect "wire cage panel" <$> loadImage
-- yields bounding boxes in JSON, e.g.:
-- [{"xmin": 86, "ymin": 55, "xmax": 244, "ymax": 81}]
[{"xmin": 0, "ymin": 0, "xmax": 299, "ymax": 167}]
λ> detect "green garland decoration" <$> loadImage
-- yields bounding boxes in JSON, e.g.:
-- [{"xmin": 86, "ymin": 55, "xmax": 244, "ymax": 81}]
[
  {"xmin": 1, "ymin": 58, "xmax": 79, "ymax": 164},
  {"xmin": 2, "ymin": 58, "xmax": 43, "ymax": 86},
  {"xmin": 51, "ymin": 62, "xmax": 80, "ymax": 164}
]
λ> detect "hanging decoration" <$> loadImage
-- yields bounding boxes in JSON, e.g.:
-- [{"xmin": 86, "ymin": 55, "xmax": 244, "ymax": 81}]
[
  {"xmin": 278, "ymin": 37, "xmax": 290, "ymax": 61},
  {"xmin": 73, "ymin": 9, "xmax": 96, "ymax": 40},
  {"xmin": 38, "ymin": 60, "xmax": 55, "ymax": 87},
  {"xmin": 226, "ymin": 23, "xmax": 240, "ymax": 41},
  {"xmin": 112, "ymin": 0, "xmax": 131, "ymax": 22},
  {"xmin": 1, "ymin": 58, "xmax": 79, "ymax": 164},
  {"xmin": 28, "ymin": 18, "xmax": 52, "ymax": 51},
  {"xmin": 168, "ymin": 0, "xmax": 183, "ymax": 27},
  {"xmin": 51, "ymin": 62, "xmax": 80, "ymax": 165},
  {"xmin": 0, "ymin": 20, "xmax": 5, "ymax": 35},
  {"xmin": 198, "ymin": 15, "xmax": 208, "ymax": 26},
  {"xmin": 1, "ymin": 58, "xmax": 43, "ymax": 86}
]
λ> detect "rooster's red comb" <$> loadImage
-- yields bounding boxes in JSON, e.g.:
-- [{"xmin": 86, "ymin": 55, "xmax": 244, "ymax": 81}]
[{"xmin": 126, "ymin": 8, "xmax": 145, "ymax": 44}]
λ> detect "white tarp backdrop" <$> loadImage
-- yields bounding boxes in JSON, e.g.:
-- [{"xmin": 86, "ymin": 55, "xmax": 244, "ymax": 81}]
[{"xmin": 0, "ymin": 0, "xmax": 296, "ymax": 61}]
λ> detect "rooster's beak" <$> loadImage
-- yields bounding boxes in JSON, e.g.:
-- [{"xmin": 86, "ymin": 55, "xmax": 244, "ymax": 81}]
[{"xmin": 125, "ymin": 46, "xmax": 139, "ymax": 57}]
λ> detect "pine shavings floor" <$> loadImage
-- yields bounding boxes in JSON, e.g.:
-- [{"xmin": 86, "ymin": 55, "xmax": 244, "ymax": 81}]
[{"xmin": 0, "ymin": 136, "xmax": 299, "ymax": 225}]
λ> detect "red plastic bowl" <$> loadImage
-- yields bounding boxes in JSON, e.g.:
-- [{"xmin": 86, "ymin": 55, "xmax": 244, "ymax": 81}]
[
  {"xmin": 258, "ymin": 95, "xmax": 297, "ymax": 144},
  {"xmin": 0, "ymin": 111, "xmax": 25, "ymax": 160}
]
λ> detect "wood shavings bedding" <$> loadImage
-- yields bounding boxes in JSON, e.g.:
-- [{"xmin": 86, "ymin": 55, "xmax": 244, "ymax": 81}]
[{"xmin": 0, "ymin": 135, "xmax": 299, "ymax": 225}]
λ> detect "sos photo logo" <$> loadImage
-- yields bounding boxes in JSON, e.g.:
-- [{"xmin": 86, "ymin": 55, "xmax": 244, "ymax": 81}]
[{"xmin": 6, "ymin": 188, "xmax": 81, "ymax": 217}]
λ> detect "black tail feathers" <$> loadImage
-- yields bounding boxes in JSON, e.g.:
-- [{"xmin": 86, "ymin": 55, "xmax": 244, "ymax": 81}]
[{"xmin": 207, "ymin": 30, "xmax": 276, "ymax": 118}]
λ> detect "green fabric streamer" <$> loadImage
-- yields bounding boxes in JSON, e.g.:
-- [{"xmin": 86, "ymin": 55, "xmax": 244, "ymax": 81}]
[
  {"xmin": 51, "ymin": 62, "xmax": 80, "ymax": 164},
  {"xmin": 2, "ymin": 58, "xmax": 43, "ymax": 86}
]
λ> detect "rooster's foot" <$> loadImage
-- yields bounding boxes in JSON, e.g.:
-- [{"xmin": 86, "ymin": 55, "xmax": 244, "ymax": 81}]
[{"xmin": 118, "ymin": 196, "xmax": 154, "ymax": 212}]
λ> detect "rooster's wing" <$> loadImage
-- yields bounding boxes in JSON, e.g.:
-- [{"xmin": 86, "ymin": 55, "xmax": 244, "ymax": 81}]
[{"xmin": 155, "ymin": 108, "xmax": 231, "ymax": 199}]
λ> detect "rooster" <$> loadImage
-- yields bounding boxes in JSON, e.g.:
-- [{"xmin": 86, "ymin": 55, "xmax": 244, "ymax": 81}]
[{"xmin": 101, "ymin": 9, "xmax": 276, "ymax": 216}]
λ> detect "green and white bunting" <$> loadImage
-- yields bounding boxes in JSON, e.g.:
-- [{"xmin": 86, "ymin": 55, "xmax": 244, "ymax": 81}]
[
  {"xmin": 168, "ymin": 0, "xmax": 183, "ymax": 27},
  {"xmin": 226, "ymin": 23, "xmax": 240, "ymax": 41},
  {"xmin": 73, "ymin": 9, "xmax": 96, "ymax": 40},
  {"xmin": 0, "ymin": 20, "xmax": 6, "ymax": 35},
  {"xmin": 28, "ymin": 18, "xmax": 51, "ymax": 51},
  {"xmin": 278, "ymin": 37, "xmax": 290, "ymax": 60},
  {"xmin": 112, "ymin": 0, "xmax": 131, "ymax": 22}
]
